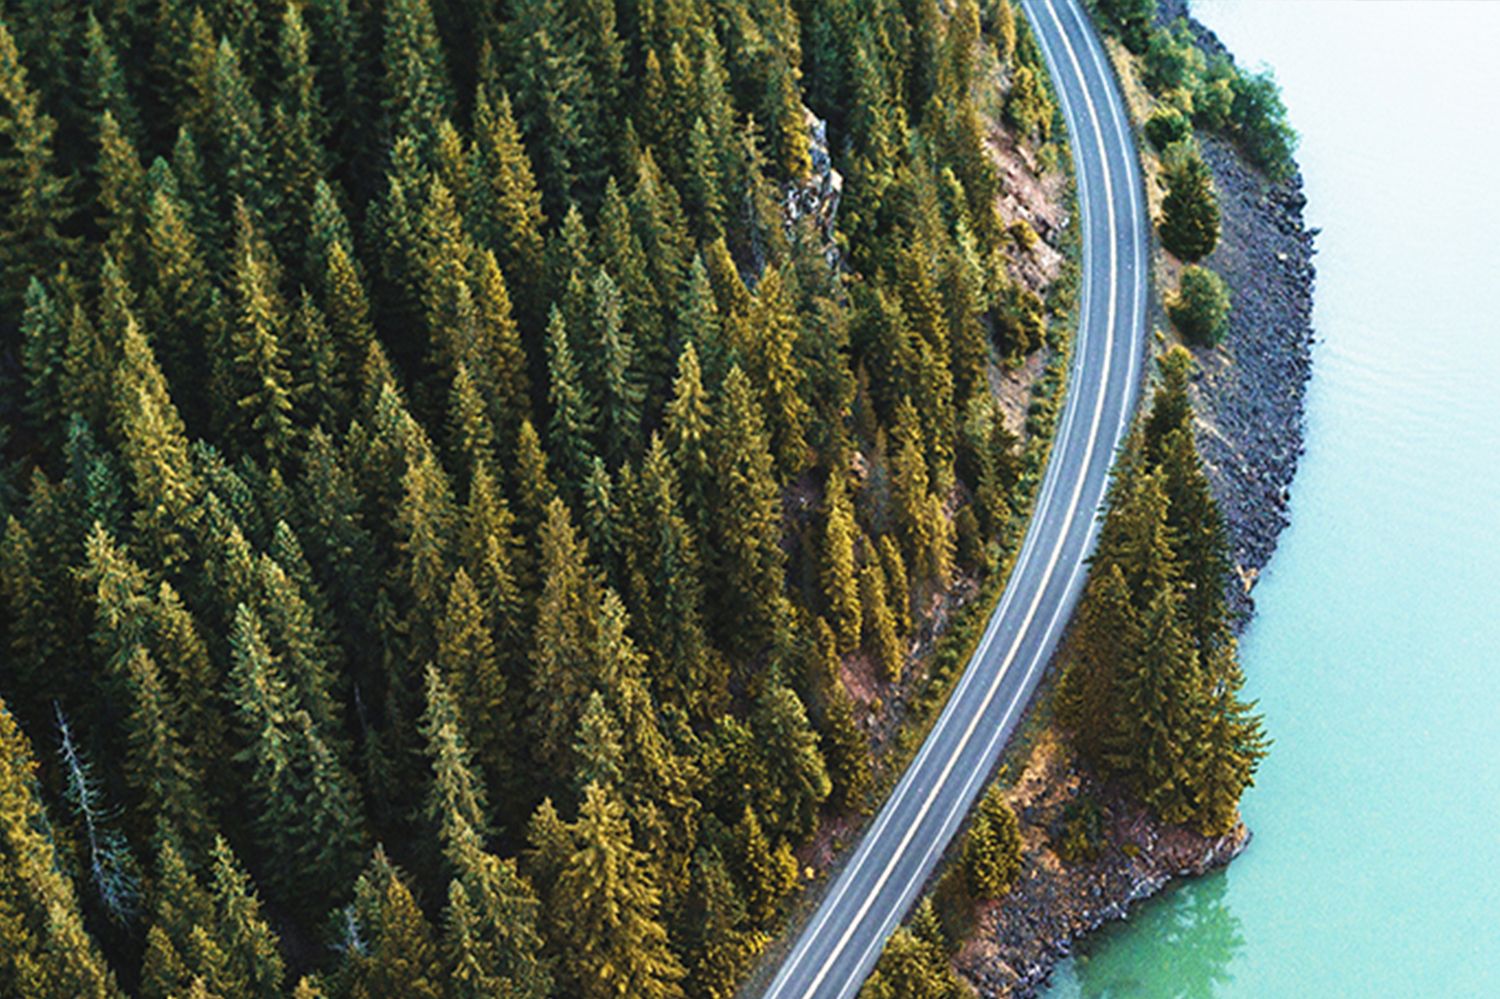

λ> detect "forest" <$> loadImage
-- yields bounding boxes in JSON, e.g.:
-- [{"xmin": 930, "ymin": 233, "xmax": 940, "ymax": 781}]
[{"xmin": 0, "ymin": 0, "xmax": 1071, "ymax": 996}]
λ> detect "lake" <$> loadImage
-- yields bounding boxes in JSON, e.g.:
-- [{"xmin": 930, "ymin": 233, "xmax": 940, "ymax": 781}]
[{"xmin": 1047, "ymin": 2, "xmax": 1500, "ymax": 995}]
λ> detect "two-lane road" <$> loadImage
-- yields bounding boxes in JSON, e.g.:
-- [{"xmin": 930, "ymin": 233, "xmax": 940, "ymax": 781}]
[{"xmin": 761, "ymin": 1, "xmax": 1148, "ymax": 995}]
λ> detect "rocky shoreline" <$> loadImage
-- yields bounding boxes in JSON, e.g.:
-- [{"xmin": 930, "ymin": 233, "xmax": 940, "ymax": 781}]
[
  {"xmin": 1162, "ymin": 0, "xmax": 1318, "ymax": 628},
  {"xmin": 957, "ymin": 2, "xmax": 1316, "ymax": 994},
  {"xmin": 956, "ymin": 734, "xmax": 1249, "ymax": 997}
]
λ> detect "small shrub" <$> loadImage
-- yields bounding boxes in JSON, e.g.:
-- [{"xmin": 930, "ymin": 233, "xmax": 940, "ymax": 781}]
[
  {"xmin": 1144, "ymin": 106, "xmax": 1191, "ymax": 152},
  {"xmin": 1167, "ymin": 265, "xmax": 1231, "ymax": 345},
  {"xmin": 1007, "ymin": 218, "xmax": 1038, "ymax": 251},
  {"xmin": 1051, "ymin": 795, "xmax": 1107, "ymax": 864}
]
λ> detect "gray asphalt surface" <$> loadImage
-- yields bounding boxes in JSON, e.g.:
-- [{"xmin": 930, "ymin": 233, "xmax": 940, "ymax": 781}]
[{"xmin": 759, "ymin": 1, "xmax": 1148, "ymax": 995}]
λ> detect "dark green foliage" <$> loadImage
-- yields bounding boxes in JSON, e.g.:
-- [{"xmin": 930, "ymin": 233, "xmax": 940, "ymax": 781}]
[
  {"xmin": 1098, "ymin": 0, "xmax": 1158, "ymax": 53},
  {"xmin": 1168, "ymin": 265, "xmax": 1231, "ymax": 345},
  {"xmin": 1158, "ymin": 147, "xmax": 1221, "ymax": 262},
  {"xmin": 1144, "ymin": 106, "xmax": 1191, "ymax": 152},
  {"xmin": 1132, "ymin": 18, "xmax": 1298, "ymax": 181},
  {"xmin": 859, "ymin": 898, "xmax": 970, "ymax": 999}
]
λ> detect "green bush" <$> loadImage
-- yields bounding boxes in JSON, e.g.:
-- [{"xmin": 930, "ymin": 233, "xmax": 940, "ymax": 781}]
[
  {"xmin": 1142, "ymin": 21, "xmax": 1204, "ymax": 93},
  {"xmin": 1231, "ymin": 69, "xmax": 1299, "ymax": 181},
  {"xmin": 1144, "ymin": 106, "xmax": 1191, "ymax": 151},
  {"xmin": 1167, "ymin": 265, "xmax": 1231, "ymax": 344}
]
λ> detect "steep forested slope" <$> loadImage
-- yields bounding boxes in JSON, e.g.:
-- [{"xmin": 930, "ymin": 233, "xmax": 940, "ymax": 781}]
[{"xmin": 0, "ymin": 0, "xmax": 1064, "ymax": 994}]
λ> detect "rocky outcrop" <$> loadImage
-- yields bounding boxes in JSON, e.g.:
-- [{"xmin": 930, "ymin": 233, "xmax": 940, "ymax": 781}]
[
  {"xmin": 782, "ymin": 108, "xmax": 845, "ymax": 271},
  {"xmin": 956, "ymin": 734, "xmax": 1248, "ymax": 998}
]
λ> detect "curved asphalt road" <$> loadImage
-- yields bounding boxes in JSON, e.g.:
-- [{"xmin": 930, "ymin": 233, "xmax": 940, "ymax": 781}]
[{"xmin": 760, "ymin": 1, "xmax": 1147, "ymax": 996}]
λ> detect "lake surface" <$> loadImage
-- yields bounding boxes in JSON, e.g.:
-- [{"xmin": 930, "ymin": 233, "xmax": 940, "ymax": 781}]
[{"xmin": 1047, "ymin": 2, "xmax": 1500, "ymax": 995}]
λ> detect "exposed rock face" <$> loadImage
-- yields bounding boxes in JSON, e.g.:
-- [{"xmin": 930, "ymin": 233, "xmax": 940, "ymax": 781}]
[{"xmin": 782, "ymin": 107, "xmax": 845, "ymax": 271}]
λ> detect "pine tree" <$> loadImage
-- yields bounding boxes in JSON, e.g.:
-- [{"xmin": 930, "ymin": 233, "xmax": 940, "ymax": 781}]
[
  {"xmin": 529, "ymin": 498, "xmax": 603, "ymax": 769},
  {"xmin": 964, "ymin": 783, "xmax": 1024, "ymax": 898},
  {"xmin": 1057, "ymin": 563, "xmax": 1137, "ymax": 759},
  {"xmin": 752, "ymin": 683, "xmax": 832, "ymax": 838},
  {"xmin": 381, "ymin": 0, "xmax": 452, "ymax": 158},
  {"xmin": 0, "ymin": 18, "xmax": 74, "ymax": 316},
  {"xmin": 206, "ymin": 836, "xmax": 285, "ymax": 999},
  {"xmin": 551, "ymin": 782, "xmax": 686, "ymax": 999},
  {"xmin": 227, "ymin": 202, "xmax": 296, "ymax": 462},
  {"xmin": 628, "ymin": 435, "xmax": 726, "ymax": 720},
  {"xmin": 740, "ymin": 265, "xmax": 810, "ymax": 477},
  {"xmin": 821, "ymin": 470, "xmax": 863, "ymax": 652},
  {"xmin": 1159, "ymin": 148, "xmax": 1221, "ymax": 263},
  {"xmin": 586, "ymin": 268, "xmax": 644, "ymax": 467},
  {"xmin": 436, "ymin": 568, "xmax": 509, "ymax": 795},
  {"xmin": 470, "ymin": 86, "xmax": 546, "ymax": 324},
  {"xmin": 806, "ymin": 618, "xmax": 872, "ymax": 813},
  {"xmin": 122, "ymin": 646, "xmax": 214, "ymax": 858},
  {"xmin": 226, "ymin": 605, "xmax": 365, "ymax": 907},
  {"xmin": 0, "ymin": 696, "xmax": 123, "ymax": 999},
  {"xmin": 683, "ymin": 843, "xmax": 768, "ymax": 999},
  {"xmin": 343, "ymin": 848, "xmax": 443, "ymax": 999},
  {"xmin": 708, "ymin": 366, "xmax": 790, "ymax": 656},
  {"xmin": 469, "ymin": 248, "xmax": 531, "ymax": 443},
  {"xmin": 735, "ymin": 804, "xmax": 799, "ymax": 928},
  {"xmin": 664, "ymin": 343, "xmax": 716, "ymax": 541},
  {"xmin": 545, "ymin": 306, "xmax": 598, "ymax": 497},
  {"xmin": 861, "ymin": 558, "xmax": 904, "ymax": 683}
]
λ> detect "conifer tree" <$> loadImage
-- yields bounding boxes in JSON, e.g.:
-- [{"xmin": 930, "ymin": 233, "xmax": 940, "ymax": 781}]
[
  {"xmin": 470, "ymin": 86, "xmax": 547, "ymax": 323},
  {"xmin": 343, "ymin": 848, "xmax": 443, "ymax": 999},
  {"xmin": 436, "ymin": 568, "xmax": 510, "ymax": 795},
  {"xmin": 586, "ymin": 268, "xmax": 644, "ymax": 467},
  {"xmin": 0, "ymin": 17, "xmax": 74, "ymax": 318},
  {"xmin": 741, "ymin": 265, "xmax": 811, "ymax": 477},
  {"xmin": 545, "ymin": 306, "xmax": 598, "ymax": 497},
  {"xmin": 1057, "ymin": 563, "xmax": 1137, "ymax": 759},
  {"xmin": 964, "ymin": 783, "xmax": 1024, "ymax": 899},
  {"xmin": 1159, "ymin": 148, "xmax": 1221, "ymax": 263},
  {"xmin": 550, "ymin": 782, "xmax": 687, "ymax": 999},
  {"xmin": 227, "ymin": 605, "xmax": 365, "ymax": 907},
  {"xmin": 227, "ymin": 203, "xmax": 296, "ymax": 462},
  {"xmin": 821, "ymin": 470, "xmax": 863, "ymax": 652},
  {"xmin": 861, "ymin": 557, "xmax": 904, "ymax": 683},
  {"xmin": 708, "ymin": 366, "xmax": 790, "ymax": 656},
  {"xmin": 752, "ymin": 682, "xmax": 832, "ymax": 839},
  {"xmin": 122, "ymin": 645, "xmax": 214, "ymax": 857},
  {"xmin": 664, "ymin": 343, "xmax": 716, "ymax": 540},
  {"xmin": 629, "ymin": 435, "xmax": 726, "ymax": 720},
  {"xmin": 683, "ymin": 843, "xmax": 768, "ymax": 999},
  {"xmin": 735, "ymin": 804, "xmax": 799, "ymax": 928},
  {"xmin": 0, "ymin": 696, "xmax": 123, "ymax": 999},
  {"xmin": 529, "ymin": 498, "xmax": 604, "ymax": 769},
  {"xmin": 206, "ymin": 836, "xmax": 284, "ymax": 999},
  {"xmin": 382, "ymin": 0, "xmax": 452, "ymax": 158}
]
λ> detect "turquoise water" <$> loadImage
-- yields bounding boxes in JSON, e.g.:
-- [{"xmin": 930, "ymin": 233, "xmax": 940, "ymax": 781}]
[{"xmin": 1048, "ymin": 3, "xmax": 1500, "ymax": 995}]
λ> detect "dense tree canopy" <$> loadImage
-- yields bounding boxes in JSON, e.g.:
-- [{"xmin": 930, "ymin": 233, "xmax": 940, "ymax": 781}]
[{"xmin": 0, "ymin": 0, "xmax": 1064, "ymax": 992}]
